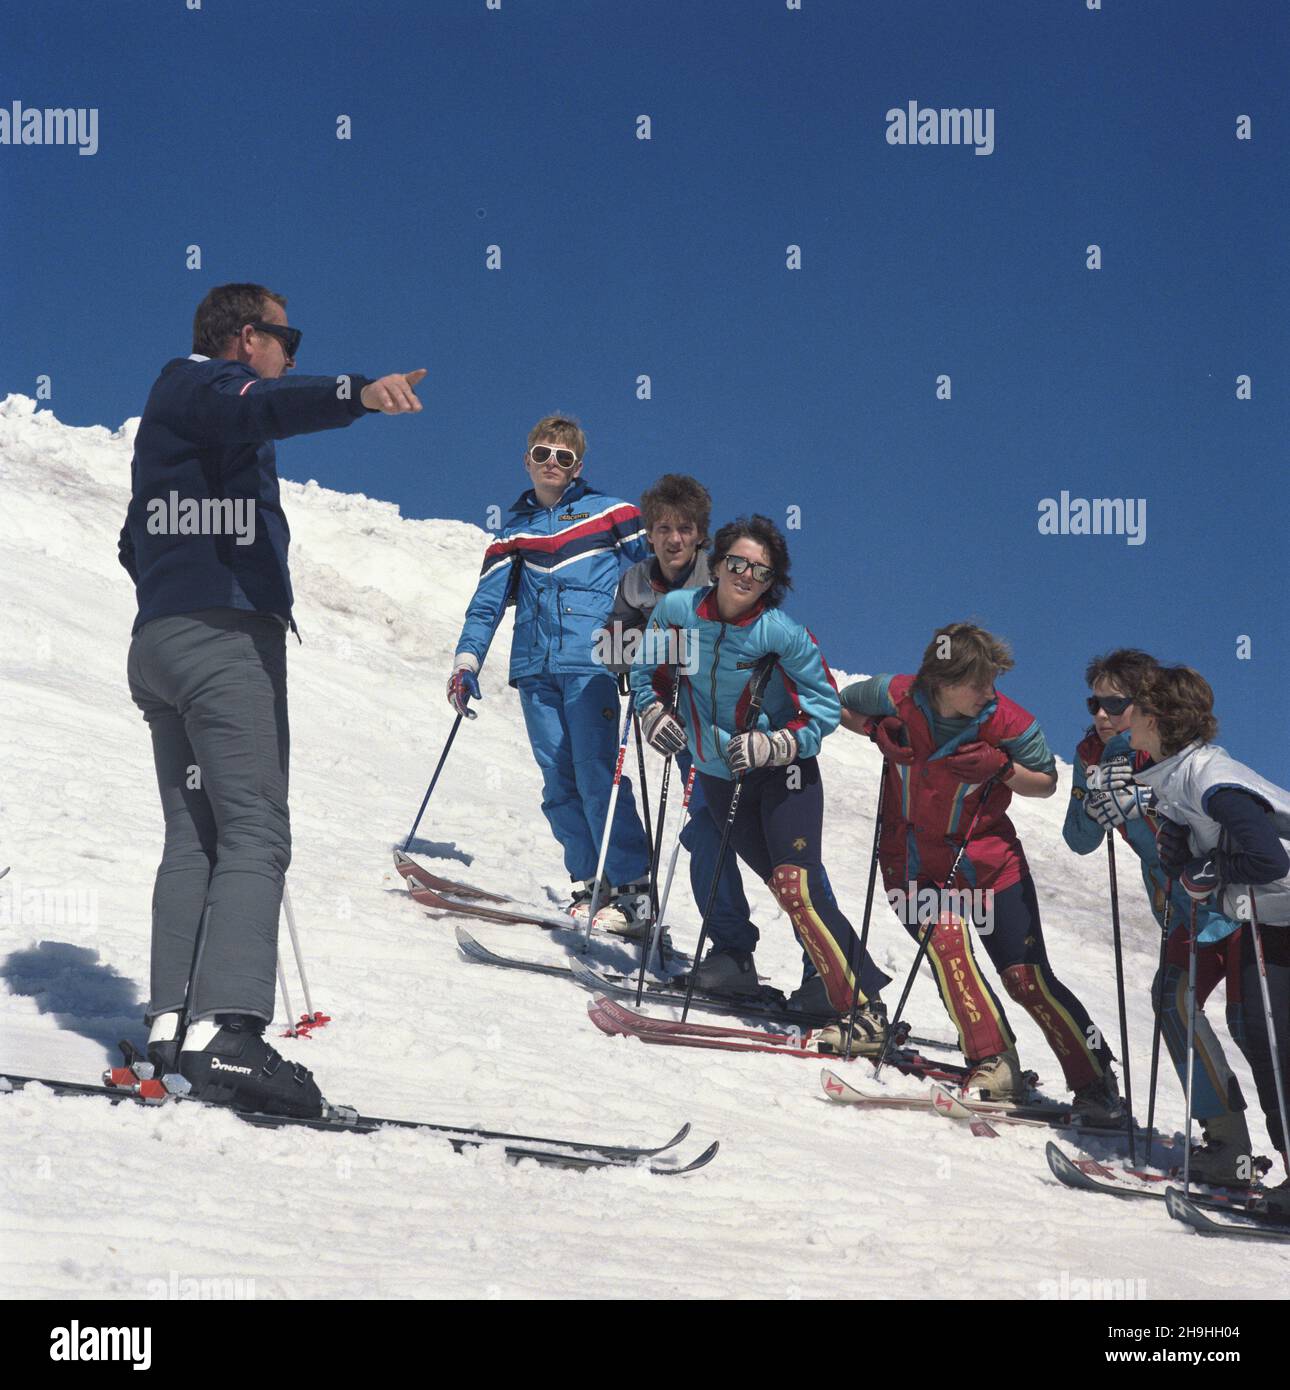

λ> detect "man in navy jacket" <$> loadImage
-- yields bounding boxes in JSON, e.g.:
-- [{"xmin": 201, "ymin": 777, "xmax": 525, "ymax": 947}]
[{"xmin": 118, "ymin": 282, "xmax": 423, "ymax": 1116}]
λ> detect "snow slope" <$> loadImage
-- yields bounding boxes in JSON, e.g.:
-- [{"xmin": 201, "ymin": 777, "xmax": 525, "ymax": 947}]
[{"xmin": 0, "ymin": 394, "xmax": 1282, "ymax": 1300}]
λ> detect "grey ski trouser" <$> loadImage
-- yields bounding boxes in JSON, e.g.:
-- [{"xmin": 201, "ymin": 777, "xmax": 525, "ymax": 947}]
[{"xmin": 127, "ymin": 608, "xmax": 291, "ymax": 1024}]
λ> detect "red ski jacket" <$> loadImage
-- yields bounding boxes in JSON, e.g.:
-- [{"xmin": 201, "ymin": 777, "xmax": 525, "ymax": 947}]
[{"xmin": 877, "ymin": 674, "xmax": 1036, "ymax": 894}]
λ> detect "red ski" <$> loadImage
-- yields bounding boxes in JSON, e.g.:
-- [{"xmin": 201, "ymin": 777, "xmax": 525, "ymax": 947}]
[{"xmin": 588, "ymin": 996, "xmax": 968, "ymax": 1081}]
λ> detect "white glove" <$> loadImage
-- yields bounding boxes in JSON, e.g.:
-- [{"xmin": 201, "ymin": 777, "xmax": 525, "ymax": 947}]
[
  {"xmin": 1087, "ymin": 783, "xmax": 1155, "ymax": 829},
  {"xmin": 640, "ymin": 702, "xmax": 687, "ymax": 757},
  {"xmin": 727, "ymin": 729, "xmax": 797, "ymax": 775}
]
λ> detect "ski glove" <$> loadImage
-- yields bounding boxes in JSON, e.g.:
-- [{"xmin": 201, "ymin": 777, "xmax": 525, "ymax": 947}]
[
  {"xmin": 726, "ymin": 729, "xmax": 798, "ymax": 775},
  {"xmin": 446, "ymin": 665, "xmax": 482, "ymax": 719},
  {"xmin": 1086, "ymin": 782, "xmax": 1156, "ymax": 829},
  {"xmin": 943, "ymin": 742, "xmax": 1013, "ymax": 783},
  {"xmin": 640, "ymin": 702, "xmax": 687, "ymax": 757},
  {"xmin": 1180, "ymin": 855, "xmax": 1221, "ymax": 902},
  {"xmin": 1155, "ymin": 817, "xmax": 1191, "ymax": 877},
  {"xmin": 862, "ymin": 716, "xmax": 915, "ymax": 765}
]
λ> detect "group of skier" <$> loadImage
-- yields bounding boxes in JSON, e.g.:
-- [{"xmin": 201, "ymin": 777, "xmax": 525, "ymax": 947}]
[
  {"xmin": 442, "ymin": 418, "xmax": 1289, "ymax": 1202},
  {"xmin": 115, "ymin": 283, "xmax": 1290, "ymax": 1216}
]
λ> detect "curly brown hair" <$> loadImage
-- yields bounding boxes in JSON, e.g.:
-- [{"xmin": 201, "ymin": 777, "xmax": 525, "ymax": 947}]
[
  {"xmin": 1134, "ymin": 665, "xmax": 1218, "ymax": 756},
  {"xmin": 640, "ymin": 474, "xmax": 712, "ymax": 544},
  {"xmin": 915, "ymin": 622, "xmax": 1014, "ymax": 695},
  {"xmin": 1084, "ymin": 648, "xmax": 1159, "ymax": 698}
]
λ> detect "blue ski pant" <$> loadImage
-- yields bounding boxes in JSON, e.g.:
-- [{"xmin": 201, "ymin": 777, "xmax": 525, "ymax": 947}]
[
  {"xmin": 1153, "ymin": 925, "xmax": 1247, "ymax": 1125},
  {"xmin": 517, "ymin": 671, "xmax": 650, "ymax": 885},
  {"xmin": 127, "ymin": 609, "xmax": 290, "ymax": 1026}
]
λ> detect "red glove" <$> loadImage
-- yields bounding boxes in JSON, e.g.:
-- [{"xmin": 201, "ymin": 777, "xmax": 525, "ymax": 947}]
[
  {"xmin": 863, "ymin": 716, "xmax": 914, "ymax": 765},
  {"xmin": 942, "ymin": 741, "xmax": 1012, "ymax": 782}
]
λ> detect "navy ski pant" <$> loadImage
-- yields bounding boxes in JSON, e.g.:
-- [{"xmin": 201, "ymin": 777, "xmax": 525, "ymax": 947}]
[
  {"xmin": 128, "ymin": 608, "xmax": 290, "ymax": 1024},
  {"xmin": 698, "ymin": 759, "xmax": 890, "ymax": 1009}
]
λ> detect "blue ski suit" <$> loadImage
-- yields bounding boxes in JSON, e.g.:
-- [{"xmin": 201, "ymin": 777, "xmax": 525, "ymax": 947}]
[{"xmin": 453, "ymin": 477, "xmax": 651, "ymax": 885}]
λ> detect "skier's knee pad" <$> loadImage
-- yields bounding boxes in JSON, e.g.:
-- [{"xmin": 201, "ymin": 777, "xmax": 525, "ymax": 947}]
[
  {"xmin": 1001, "ymin": 963, "xmax": 1039, "ymax": 1004},
  {"xmin": 769, "ymin": 863, "xmax": 809, "ymax": 911}
]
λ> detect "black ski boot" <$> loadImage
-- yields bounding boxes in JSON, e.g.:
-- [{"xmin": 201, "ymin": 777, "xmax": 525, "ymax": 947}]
[
  {"xmin": 690, "ymin": 948, "xmax": 762, "ymax": 998},
  {"xmin": 1072, "ymin": 1069, "xmax": 1126, "ymax": 1127},
  {"xmin": 180, "ymin": 1014, "xmax": 324, "ymax": 1118},
  {"xmin": 787, "ymin": 974, "xmax": 831, "ymax": 1018}
]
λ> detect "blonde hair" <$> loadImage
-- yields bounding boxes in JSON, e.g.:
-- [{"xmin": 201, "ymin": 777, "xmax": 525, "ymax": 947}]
[{"xmin": 527, "ymin": 415, "xmax": 586, "ymax": 461}]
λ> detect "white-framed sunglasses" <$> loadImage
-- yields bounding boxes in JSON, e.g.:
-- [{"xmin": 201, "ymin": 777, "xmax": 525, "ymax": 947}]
[{"xmin": 528, "ymin": 445, "xmax": 580, "ymax": 469}]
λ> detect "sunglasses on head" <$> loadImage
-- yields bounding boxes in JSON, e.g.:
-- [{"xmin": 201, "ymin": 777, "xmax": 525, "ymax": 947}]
[
  {"xmin": 250, "ymin": 321, "xmax": 302, "ymax": 360},
  {"xmin": 1087, "ymin": 694, "xmax": 1133, "ymax": 716},
  {"xmin": 724, "ymin": 554, "xmax": 775, "ymax": 584},
  {"xmin": 529, "ymin": 445, "xmax": 580, "ymax": 469}
]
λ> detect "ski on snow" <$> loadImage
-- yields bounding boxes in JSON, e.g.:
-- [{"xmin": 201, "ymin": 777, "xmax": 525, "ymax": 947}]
[
  {"xmin": 393, "ymin": 849, "xmax": 510, "ymax": 903},
  {"xmin": 588, "ymin": 995, "xmax": 968, "ymax": 1080},
  {"xmin": 571, "ymin": 958, "xmax": 959, "ymax": 1053},
  {"xmin": 395, "ymin": 851, "xmax": 689, "ymax": 953},
  {"xmin": 1164, "ymin": 1186, "xmax": 1290, "ymax": 1242},
  {"xmin": 818, "ymin": 1067, "xmax": 1141, "ymax": 1140},
  {"xmin": 0, "ymin": 1071, "xmax": 717, "ymax": 1176},
  {"xmin": 1044, "ymin": 1140, "xmax": 1261, "ymax": 1212},
  {"xmin": 1045, "ymin": 1138, "xmax": 1290, "ymax": 1241}
]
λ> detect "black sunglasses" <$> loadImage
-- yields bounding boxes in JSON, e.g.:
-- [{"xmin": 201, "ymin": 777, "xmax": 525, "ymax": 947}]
[
  {"xmin": 249, "ymin": 321, "xmax": 302, "ymax": 360},
  {"xmin": 1087, "ymin": 694, "xmax": 1133, "ymax": 716},
  {"xmin": 724, "ymin": 554, "xmax": 775, "ymax": 584}
]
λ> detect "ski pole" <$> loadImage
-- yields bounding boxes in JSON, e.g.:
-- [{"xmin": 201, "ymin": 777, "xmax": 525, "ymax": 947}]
[
  {"xmin": 632, "ymin": 712, "xmax": 658, "ymax": 918},
  {"xmin": 680, "ymin": 655, "xmax": 779, "ymax": 1023},
  {"xmin": 1248, "ymin": 888, "xmax": 1290, "ymax": 1180},
  {"xmin": 842, "ymin": 757, "xmax": 888, "ymax": 1057},
  {"xmin": 637, "ymin": 765, "xmax": 696, "ymax": 1003},
  {"xmin": 1106, "ymin": 834, "xmax": 1136, "ymax": 1166},
  {"xmin": 1182, "ymin": 901, "xmax": 1199, "ymax": 1196},
  {"xmin": 281, "ymin": 883, "xmax": 316, "ymax": 1023},
  {"xmin": 402, "ymin": 713, "xmax": 464, "ymax": 852},
  {"xmin": 275, "ymin": 956, "xmax": 296, "ymax": 1038},
  {"xmin": 404, "ymin": 565, "xmax": 517, "ymax": 852},
  {"xmin": 582, "ymin": 702, "xmax": 638, "ymax": 948},
  {"xmin": 636, "ymin": 664, "xmax": 680, "ymax": 993},
  {"xmin": 1144, "ymin": 882, "xmax": 1173, "ymax": 1166},
  {"xmin": 873, "ymin": 777, "xmax": 999, "ymax": 1080}
]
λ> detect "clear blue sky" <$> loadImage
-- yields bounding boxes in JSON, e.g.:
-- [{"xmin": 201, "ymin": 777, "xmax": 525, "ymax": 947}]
[{"xmin": 4, "ymin": 0, "xmax": 1286, "ymax": 780}]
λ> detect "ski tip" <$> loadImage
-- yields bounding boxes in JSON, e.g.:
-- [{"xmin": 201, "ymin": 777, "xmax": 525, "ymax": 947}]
[
  {"xmin": 1044, "ymin": 1140, "xmax": 1073, "ymax": 1179},
  {"xmin": 586, "ymin": 996, "xmax": 622, "ymax": 1036},
  {"xmin": 820, "ymin": 1067, "xmax": 857, "ymax": 1101},
  {"xmin": 1163, "ymin": 1186, "xmax": 1196, "ymax": 1227},
  {"xmin": 652, "ymin": 1139, "xmax": 719, "ymax": 1176}
]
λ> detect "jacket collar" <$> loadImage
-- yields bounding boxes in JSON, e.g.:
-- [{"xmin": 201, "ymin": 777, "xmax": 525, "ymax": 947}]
[
  {"xmin": 695, "ymin": 586, "xmax": 765, "ymax": 627},
  {"xmin": 511, "ymin": 475, "xmax": 597, "ymax": 516}
]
